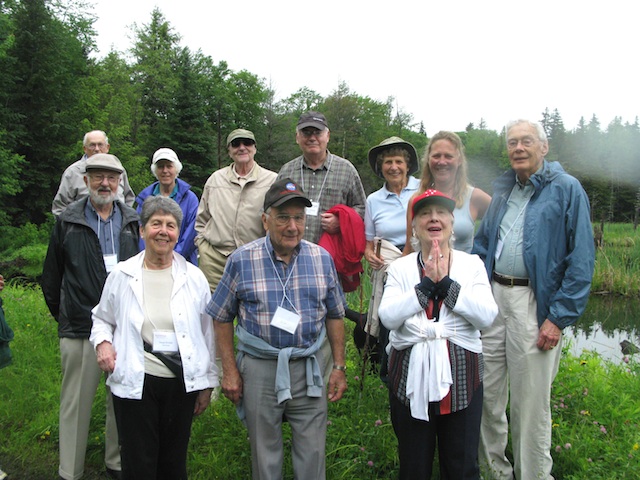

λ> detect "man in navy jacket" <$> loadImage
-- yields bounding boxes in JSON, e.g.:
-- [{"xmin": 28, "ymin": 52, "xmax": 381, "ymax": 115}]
[{"xmin": 473, "ymin": 119, "xmax": 594, "ymax": 480}]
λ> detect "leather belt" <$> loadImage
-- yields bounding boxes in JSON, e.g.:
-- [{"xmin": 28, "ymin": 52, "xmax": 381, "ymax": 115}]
[{"xmin": 492, "ymin": 272, "xmax": 530, "ymax": 287}]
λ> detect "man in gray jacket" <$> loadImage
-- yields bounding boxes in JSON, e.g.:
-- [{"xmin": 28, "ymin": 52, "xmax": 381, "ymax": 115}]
[
  {"xmin": 52, "ymin": 130, "xmax": 135, "ymax": 216},
  {"xmin": 42, "ymin": 154, "xmax": 140, "ymax": 480}
]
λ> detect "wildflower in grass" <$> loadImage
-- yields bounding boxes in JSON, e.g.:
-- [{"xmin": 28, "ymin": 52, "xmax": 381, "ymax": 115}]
[
  {"xmin": 327, "ymin": 420, "xmax": 332, "ymax": 426},
  {"xmin": 360, "ymin": 447, "xmax": 365, "ymax": 452},
  {"xmin": 564, "ymin": 443, "xmax": 571, "ymax": 449},
  {"xmin": 374, "ymin": 419, "xmax": 382, "ymax": 426},
  {"xmin": 587, "ymin": 458, "xmax": 592, "ymax": 463},
  {"xmin": 600, "ymin": 425, "xmax": 607, "ymax": 434},
  {"xmin": 633, "ymin": 443, "xmax": 639, "ymax": 451},
  {"xmin": 367, "ymin": 461, "xmax": 374, "ymax": 467},
  {"xmin": 354, "ymin": 375, "xmax": 360, "ymax": 381},
  {"xmin": 583, "ymin": 388, "xmax": 588, "ymax": 396},
  {"xmin": 580, "ymin": 410, "xmax": 590, "ymax": 416},
  {"xmin": 552, "ymin": 423, "xmax": 559, "ymax": 428},
  {"xmin": 623, "ymin": 356, "xmax": 630, "ymax": 364},
  {"xmin": 555, "ymin": 445, "xmax": 562, "ymax": 452},
  {"xmin": 580, "ymin": 360, "xmax": 587, "ymax": 365}
]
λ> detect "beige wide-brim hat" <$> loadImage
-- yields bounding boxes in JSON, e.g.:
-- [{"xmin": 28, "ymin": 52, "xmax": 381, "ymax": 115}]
[{"xmin": 367, "ymin": 136, "xmax": 419, "ymax": 178}]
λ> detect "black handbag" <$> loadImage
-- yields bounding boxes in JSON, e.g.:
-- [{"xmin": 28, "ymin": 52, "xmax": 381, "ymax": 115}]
[{"xmin": 143, "ymin": 341, "xmax": 183, "ymax": 377}]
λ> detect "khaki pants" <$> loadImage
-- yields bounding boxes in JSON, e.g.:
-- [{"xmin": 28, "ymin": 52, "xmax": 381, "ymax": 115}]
[
  {"xmin": 196, "ymin": 237, "xmax": 229, "ymax": 293},
  {"xmin": 59, "ymin": 338, "xmax": 120, "ymax": 480},
  {"xmin": 478, "ymin": 283, "xmax": 562, "ymax": 480}
]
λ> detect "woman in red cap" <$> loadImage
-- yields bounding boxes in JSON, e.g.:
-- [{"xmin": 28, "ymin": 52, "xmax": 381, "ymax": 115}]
[{"xmin": 379, "ymin": 189, "xmax": 498, "ymax": 479}]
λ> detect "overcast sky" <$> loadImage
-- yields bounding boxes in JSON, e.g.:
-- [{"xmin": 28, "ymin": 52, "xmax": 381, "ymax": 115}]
[{"xmin": 91, "ymin": 0, "xmax": 638, "ymax": 134}]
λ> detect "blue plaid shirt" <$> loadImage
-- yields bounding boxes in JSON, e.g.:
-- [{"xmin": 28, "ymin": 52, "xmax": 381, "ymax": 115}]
[{"xmin": 206, "ymin": 234, "xmax": 346, "ymax": 349}]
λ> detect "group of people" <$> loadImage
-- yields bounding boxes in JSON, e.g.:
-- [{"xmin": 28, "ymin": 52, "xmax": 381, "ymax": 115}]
[{"xmin": 40, "ymin": 114, "xmax": 594, "ymax": 480}]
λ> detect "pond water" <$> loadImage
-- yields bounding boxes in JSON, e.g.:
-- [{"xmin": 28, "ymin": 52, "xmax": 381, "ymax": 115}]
[{"xmin": 563, "ymin": 295, "xmax": 640, "ymax": 363}]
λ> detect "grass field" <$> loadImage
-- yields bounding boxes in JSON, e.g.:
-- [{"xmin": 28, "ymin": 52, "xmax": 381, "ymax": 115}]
[{"xmin": 1, "ymin": 280, "xmax": 638, "ymax": 479}]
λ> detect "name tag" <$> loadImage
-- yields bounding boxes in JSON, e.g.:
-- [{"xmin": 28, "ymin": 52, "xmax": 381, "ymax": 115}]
[
  {"xmin": 305, "ymin": 201, "xmax": 320, "ymax": 216},
  {"xmin": 103, "ymin": 254, "xmax": 118, "ymax": 273},
  {"xmin": 153, "ymin": 330, "xmax": 179, "ymax": 353},
  {"xmin": 270, "ymin": 306, "xmax": 300, "ymax": 335}
]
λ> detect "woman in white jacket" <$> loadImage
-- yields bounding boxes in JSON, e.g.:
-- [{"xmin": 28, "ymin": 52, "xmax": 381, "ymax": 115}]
[
  {"xmin": 90, "ymin": 196, "xmax": 218, "ymax": 480},
  {"xmin": 379, "ymin": 189, "xmax": 497, "ymax": 480}
]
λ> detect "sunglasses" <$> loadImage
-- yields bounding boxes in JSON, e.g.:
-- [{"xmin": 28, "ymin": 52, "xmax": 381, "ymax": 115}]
[{"xmin": 230, "ymin": 138, "xmax": 256, "ymax": 148}]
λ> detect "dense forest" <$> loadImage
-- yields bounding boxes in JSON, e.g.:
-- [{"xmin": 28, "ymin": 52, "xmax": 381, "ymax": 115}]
[{"xmin": 1, "ymin": 0, "xmax": 639, "ymax": 237}]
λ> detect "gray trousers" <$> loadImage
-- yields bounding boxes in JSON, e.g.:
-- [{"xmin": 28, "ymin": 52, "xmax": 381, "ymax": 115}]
[{"xmin": 240, "ymin": 354, "xmax": 328, "ymax": 480}]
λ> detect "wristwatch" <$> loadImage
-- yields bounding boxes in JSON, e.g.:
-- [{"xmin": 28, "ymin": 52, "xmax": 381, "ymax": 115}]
[{"xmin": 332, "ymin": 364, "xmax": 347, "ymax": 372}]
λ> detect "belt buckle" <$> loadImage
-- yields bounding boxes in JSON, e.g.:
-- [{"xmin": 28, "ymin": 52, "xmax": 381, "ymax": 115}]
[{"xmin": 507, "ymin": 276, "xmax": 515, "ymax": 287}]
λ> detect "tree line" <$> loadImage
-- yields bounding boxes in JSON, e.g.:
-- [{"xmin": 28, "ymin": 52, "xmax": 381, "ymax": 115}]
[{"xmin": 1, "ymin": 0, "xmax": 639, "ymax": 236}]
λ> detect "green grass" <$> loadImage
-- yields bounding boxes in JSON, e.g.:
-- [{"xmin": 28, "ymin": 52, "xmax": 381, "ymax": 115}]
[
  {"xmin": 1, "ymin": 265, "xmax": 639, "ymax": 478},
  {"xmin": 592, "ymin": 223, "xmax": 640, "ymax": 295}
]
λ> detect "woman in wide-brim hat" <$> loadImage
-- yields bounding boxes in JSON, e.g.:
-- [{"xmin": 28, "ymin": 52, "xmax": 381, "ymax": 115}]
[{"xmin": 346, "ymin": 137, "xmax": 420, "ymax": 380}]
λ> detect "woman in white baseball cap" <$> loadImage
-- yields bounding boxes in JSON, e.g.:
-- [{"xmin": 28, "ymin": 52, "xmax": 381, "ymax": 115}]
[{"xmin": 135, "ymin": 148, "xmax": 200, "ymax": 264}]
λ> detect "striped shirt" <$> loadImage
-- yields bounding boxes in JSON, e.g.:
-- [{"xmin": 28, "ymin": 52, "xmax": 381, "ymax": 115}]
[
  {"xmin": 206, "ymin": 235, "xmax": 346, "ymax": 348},
  {"xmin": 277, "ymin": 151, "xmax": 366, "ymax": 243}
]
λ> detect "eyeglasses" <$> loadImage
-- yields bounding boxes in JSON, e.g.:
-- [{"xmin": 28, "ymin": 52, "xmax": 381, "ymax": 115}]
[
  {"xmin": 507, "ymin": 137, "xmax": 537, "ymax": 149},
  {"xmin": 89, "ymin": 173, "xmax": 119, "ymax": 183},
  {"xmin": 299, "ymin": 128, "xmax": 326, "ymax": 138},
  {"xmin": 86, "ymin": 142, "xmax": 107, "ymax": 149},
  {"xmin": 268, "ymin": 213, "xmax": 305, "ymax": 226},
  {"xmin": 230, "ymin": 138, "xmax": 256, "ymax": 148}
]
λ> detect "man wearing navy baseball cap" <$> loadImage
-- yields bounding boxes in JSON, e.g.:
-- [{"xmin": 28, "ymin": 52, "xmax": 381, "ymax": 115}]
[{"xmin": 207, "ymin": 177, "xmax": 347, "ymax": 480}]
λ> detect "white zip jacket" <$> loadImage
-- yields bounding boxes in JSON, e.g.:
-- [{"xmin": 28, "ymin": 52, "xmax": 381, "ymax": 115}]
[
  {"xmin": 90, "ymin": 251, "xmax": 218, "ymax": 399},
  {"xmin": 379, "ymin": 250, "xmax": 498, "ymax": 354}
]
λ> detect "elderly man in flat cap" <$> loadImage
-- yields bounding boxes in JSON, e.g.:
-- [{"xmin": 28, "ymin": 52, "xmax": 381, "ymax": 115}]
[
  {"xmin": 196, "ymin": 128, "xmax": 277, "ymax": 292},
  {"xmin": 42, "ymin": 153, "xmax": 140, "ymax": 480}
]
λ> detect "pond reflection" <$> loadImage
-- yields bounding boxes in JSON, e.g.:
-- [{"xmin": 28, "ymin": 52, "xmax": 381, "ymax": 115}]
[{"xmin": 563, "ymin": 295, "xmax": 640, "ymax": 363}]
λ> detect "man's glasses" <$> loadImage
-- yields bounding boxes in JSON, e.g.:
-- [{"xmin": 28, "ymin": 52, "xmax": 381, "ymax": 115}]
[
  {"xmin": 230, "ymin": 138, "xmax": 256, "ymax": 148},
  {"xmin": 299, "ymin": 129, "xmax": 326, "ymax": 138},
  {"xmin": 268, "ymin": 213, "xmax": 305, "ymax": 226},
  {"xmin": 89, "ymin": 173, "xmax": 119, "ymax": 183},
  {"xmin": 507, "ymin": 137, "xmax": 537, "ymax": 149}
]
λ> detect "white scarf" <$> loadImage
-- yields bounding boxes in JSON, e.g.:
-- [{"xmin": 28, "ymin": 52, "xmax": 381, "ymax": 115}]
[{"xmin": 388, "ymin": 312, "xmax": 453, "ymax": 421}]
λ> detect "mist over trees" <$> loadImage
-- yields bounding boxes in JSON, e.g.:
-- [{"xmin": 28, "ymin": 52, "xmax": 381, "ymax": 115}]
[{"xmin": 1, "ymin": 0, "xmax": 639, "ymax": 233}]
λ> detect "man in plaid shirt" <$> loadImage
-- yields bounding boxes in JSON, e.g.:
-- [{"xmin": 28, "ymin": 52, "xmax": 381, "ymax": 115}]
[
  {"xmin": 207, "ymin": 178, "xmax": 347, "ymax": 480},
  {"xmin": 277, "ymin": 111, "xmax": 366, "ymax": 244}
]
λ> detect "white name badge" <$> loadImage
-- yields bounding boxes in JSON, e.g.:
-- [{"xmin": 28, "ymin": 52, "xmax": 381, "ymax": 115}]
[
  {"xmin": 153, "ymin": 330, "xmax": 179, "ymax": 353},
  {"xmin": 270, "ymin": 306, "xmax": 300, "ymax": 335},
  {"xmin": 103, "ymin": 254, "xmax": 118, "ymax": 273},
  {"xmin": 494, "ymin": 239, "xmax": 504, "ymax": 261},
  {"xmin": 305, "ymin": 201, "xmax": 320, "ymax": 217}
]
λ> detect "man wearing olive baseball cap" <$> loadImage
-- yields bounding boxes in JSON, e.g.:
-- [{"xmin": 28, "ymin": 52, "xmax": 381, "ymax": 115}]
[
  {"xmin": 196, "ymin": 128, "xmax": 277, "ymax": 292},
  {"xmin": 43, "ymin": 152, "xmax": 140, "ymax": 480}
]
